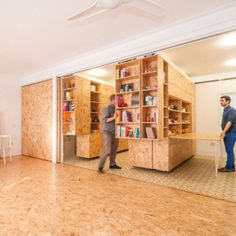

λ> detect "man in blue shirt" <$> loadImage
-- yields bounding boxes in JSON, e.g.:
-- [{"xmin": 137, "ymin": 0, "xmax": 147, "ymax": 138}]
[{"xmin": 218, "ymin": 95, "xmax": 236, "ymax": 172}]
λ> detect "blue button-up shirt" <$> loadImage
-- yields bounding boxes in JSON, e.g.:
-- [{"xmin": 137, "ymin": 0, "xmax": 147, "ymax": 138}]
[{"xmin": 221, "ymin": 106, "xmax": 236, "ymax": 133}]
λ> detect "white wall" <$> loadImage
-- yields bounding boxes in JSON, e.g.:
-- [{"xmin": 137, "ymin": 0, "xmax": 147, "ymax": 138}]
[
  {"xmin": 196, "ymin": 78, "xmax": 236, "ymax": 156},
  {"xmin": 0, "ymin": 77, "xmax": 21, "ymax": 156}
]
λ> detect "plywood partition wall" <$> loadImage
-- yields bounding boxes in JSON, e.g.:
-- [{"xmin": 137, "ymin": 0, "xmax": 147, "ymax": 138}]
[{"xmin": 22, "ymin": 80, "xmax": 53, "ymax": 161}]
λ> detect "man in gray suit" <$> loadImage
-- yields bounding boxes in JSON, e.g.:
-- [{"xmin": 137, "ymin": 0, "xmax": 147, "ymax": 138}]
[{"xmin": 98, "ymin": 94, "xmax": 121, "ymax": 173}]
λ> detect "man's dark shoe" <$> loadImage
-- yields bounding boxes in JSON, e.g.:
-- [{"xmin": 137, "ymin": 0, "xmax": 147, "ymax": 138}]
[
  {"xmin": 97, "ymin": 168, "xmax": 104, "ymax": 173},
  {"xmin": 110, "ymin": 165, "xmax": 122, "ymax": 169},
  {"xmin": 218, "ymin": 167, "xmax": 235, "ymax": 172}
]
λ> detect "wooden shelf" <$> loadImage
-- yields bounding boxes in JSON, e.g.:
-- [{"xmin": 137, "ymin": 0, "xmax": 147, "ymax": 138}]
[
  {"xmin": 142, "ymin": 71, "xmax": 157, "ymax": 76},
  {"xmin": 117, "ymin": 122, "xmax": 140, "ymax": 124},
  {"xmin": 91, "ymin": 112, "xmax": 98, "ymax": 114},
  {"xmin": 64, "ymin": 99, "xmax": 75, "ymax": 102},
  {"xmin": 142, "ymin": 122, "xmax": 157, "ymax": 124},
  {"xmin": 117, "ymin": 137, "xmax": 140, "ymax": 140},
  {"xmin": 91, "ymin": 122, "xmax": 100, "ymax": 124},
  {"xmin": 64, "ymin": 87, "xmax": 75, "ymax": 91},
  {"xmin": 116, "ymin": 106, "xmax": 139, "ymax": 110},
  {"xmin": 91, "ymin": 101, "xmax": 100, "ymax": 104},
  {"xmin": 142, "ymin": 88, "xmax": 157, "ymax": 92},
  {"xmin": 117, "ymin": 75, "xmax": 140, "ymax": 81},
  {"xmin": 182, "ymin": 112, "xmax": 191, "ymax": 114},
  {"xmin": 116, "ymin": 90, "xmax": 140, "ymax": 95},
  {"xmin": 169, "ymin": 109, "xmax": 182, "ymax": 113},
  {"xmin": 142, "ymin": 105, "xmax": 157, "ymax": 108},
  {"xmin": 169, "ymin": 123, "xmax": 182, "ymax": 125}
]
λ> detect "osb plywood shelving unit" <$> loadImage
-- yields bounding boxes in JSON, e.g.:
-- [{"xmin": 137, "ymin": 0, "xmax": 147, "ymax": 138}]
[
  {"xmin": 75, "ymin": 77, "xmax": 128, "ymax": 159},
  {"xmin": 115, "ymin": 55, "xmax": 195, "ymax": 171},
  {"xmin": 62, "ymin": 77, "xmax": 76, "ymax": 135},
  {"xmin": 115, "ymin": 59, "xmax": 141, "ymax": 139}
]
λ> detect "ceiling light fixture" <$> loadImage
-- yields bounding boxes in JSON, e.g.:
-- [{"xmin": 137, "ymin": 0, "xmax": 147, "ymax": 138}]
[
  {"xmin": 88, "ymin": 69, "xmax": 107, "ymax": 77},
  {"xmin": 225, "ymin": 58, "xmax": 236, "ymax": 66},
  {"xmin": 220, "ymin": 32, "xmax": 236, "ymax": 47}
]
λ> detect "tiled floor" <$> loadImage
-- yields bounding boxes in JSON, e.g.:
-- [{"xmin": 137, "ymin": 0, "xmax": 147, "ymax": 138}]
[
  {"xmin": 64, "ymin": 152, "xmax": 236, "ymax": 202},
  {"xmin": 0, "ymin": 156, "xmax": 236, "ymax": 235}
]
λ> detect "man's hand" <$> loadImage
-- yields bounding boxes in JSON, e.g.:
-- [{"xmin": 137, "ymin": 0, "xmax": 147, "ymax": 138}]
[{"xmin": 220, "ymin": 131, "xmax": 225, "ymax": 139}]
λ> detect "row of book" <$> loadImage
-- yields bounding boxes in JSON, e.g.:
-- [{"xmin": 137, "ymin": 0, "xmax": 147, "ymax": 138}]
[
  {"xmin": 144, "ymin": 127, "xmax": 157, "ymax": 139},
  {"xmin": 116, "ymin": 126, "xmax": 140, "ymax": 138},
  {"xmin": 116, "ymin": 110, "xmax": 132, "ymax": 123},
  {"xmin": 63, "ymin": 102, "xmax": 75, "ymax": 112}
]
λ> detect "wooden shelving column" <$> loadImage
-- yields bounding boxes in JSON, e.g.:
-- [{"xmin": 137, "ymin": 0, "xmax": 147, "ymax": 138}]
[
  {"xmin": 90, "ymin": 81, "xmax": 101, "ymax": 133},
  {"xmin": 115, "ymin": 59, "xmax": 141, "ymax": 139},
  {"xmin": 62, "ymin": 76, "xmax": 76, "ymax": 135},
  {"xmin": 141, "ymin": 55, "xmax": 158, "ymax": 139},
  {"xmin": 168, "ymin": 95, "xmax": 192, "ymax": 136},
  {"xmin": 163, "ymin": 61, "xmax": 169, "ymax": 138},
  {"xmin": 182, "ymin": 100, "xmax": 192, "ymax": 134}
]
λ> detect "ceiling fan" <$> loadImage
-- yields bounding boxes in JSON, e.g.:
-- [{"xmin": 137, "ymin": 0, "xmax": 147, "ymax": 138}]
[{"xmin": 68, "ymin": 0, "xmax": 163, "ymax": 21}]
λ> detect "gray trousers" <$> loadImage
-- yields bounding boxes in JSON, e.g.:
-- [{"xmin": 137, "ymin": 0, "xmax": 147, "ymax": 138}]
[{"xmin": 98, "ymin": 131, "xmax": 119, "ymax": 169}]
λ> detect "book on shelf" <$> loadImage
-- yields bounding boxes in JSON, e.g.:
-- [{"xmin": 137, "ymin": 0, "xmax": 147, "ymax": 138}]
[
  {"xmin": 116, "ymin": 126, "xmax": 140, "ymax": 138},
  {"xmin": 145, "ymin": 127, "xmax": 157, "ymax": 139},
  {"xmin": 63, "ymin": 102, "xmax": 75, "ymax": 112},
  {"xmin": 116, "ymin": 110, "xmax": 133, "ymax": 123},
  {"xmin": 117, "ymin": 67, "xmax": 139, "ymax": 78}
]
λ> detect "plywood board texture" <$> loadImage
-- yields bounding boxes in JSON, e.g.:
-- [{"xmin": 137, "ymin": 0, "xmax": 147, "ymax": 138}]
[
  {"xmin": 153, "ymin": 139, "xmax": 169, "ymax": 171},
  {"xmin": 22, "ymin": 80, "xmax": 53, "ymax": 161},
  {"xmin": 75, "ymin": 77, "xmax": 90, "ymax": 135},
  {"xmin": 129, "ymin": 140, "xmax": 153, "ymax": 169}
]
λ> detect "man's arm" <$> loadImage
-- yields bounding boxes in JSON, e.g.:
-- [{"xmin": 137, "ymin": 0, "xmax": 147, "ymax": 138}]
[
  {"xmin": 220, "ymin": 121, "xmax": 232, "ymax": 139},
  {"xmin": 106, "ymin": 112, "xmax": 116, "ymax": 123}
]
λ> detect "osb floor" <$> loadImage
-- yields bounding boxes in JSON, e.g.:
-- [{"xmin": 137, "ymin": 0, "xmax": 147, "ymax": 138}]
[
  {"xmin": 0, "ymin": 156, "xmax": 236, "ymax": 235},
  {"xmin": 64, "ymin": 152, "xmax": 236, "ymax": 203}
]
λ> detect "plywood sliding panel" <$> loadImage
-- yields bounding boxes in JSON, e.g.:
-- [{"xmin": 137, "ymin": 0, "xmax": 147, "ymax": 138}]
[
  {"xmin": 100, "ymin": 84, "xmax": 115, "ymax": 124},
  {"xmin": 22, "ymin": 80, "xmax": 52, "ymax": 161},
  {"xmin": 77, "ymin": 135, "xmax": 90, "ymax": 157},
  {"xmin": 129, "ymin": 140, "xmax": 152, "ymax": 168},
  {"xmin": 75, "ymin": 77, "xmax": 90, "ymax": 135}
]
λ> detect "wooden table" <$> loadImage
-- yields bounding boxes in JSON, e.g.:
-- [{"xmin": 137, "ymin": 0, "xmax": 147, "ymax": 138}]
[{"xmin": 169, "ymin": 133, "xmax": 223, "ymax": 176}]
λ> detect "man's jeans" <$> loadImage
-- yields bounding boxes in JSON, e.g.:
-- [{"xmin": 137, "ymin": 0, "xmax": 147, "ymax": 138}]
[{"xmin": 224, "ymin": 131, "xmax": 236, "ymax": 169}]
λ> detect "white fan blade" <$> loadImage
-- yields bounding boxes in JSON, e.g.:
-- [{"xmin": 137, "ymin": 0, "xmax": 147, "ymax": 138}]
[
  {"xmin": 124, "ymin": 0, "xmax": 163, "ymax": 17},
  {"xmin": 68, "ymin": 0, "xmax": 106, "ymax": 21}
]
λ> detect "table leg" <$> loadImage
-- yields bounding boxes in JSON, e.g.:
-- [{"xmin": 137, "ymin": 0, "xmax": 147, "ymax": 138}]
[{"xmin": 214, "ymin": 141, "xmax": 218, "ymax": 177}]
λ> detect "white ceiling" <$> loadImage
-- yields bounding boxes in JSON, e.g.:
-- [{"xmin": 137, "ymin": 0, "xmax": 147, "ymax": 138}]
[
  {"xmin": 1, "ymin": 0, "xmax": 235, "ymax": 78},
  {"xmin": 82, "ymin": 31, "xmax": 236, "ymax": 85},
  {"xmin": 160, "ymin": 31, "xmax": 236, "ymax": 80}
]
